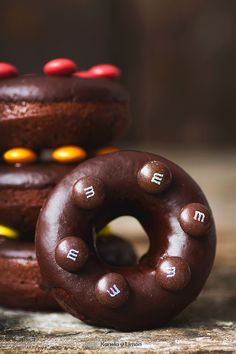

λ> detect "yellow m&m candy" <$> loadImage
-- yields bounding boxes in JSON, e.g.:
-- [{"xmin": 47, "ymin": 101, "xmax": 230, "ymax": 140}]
[
  {"xmin": 3, "ymin": 148, "xmax": 37, "ymax": 164},
  {"xmin": 0, "ymin": 225, "xmax": 19, "ymax": 240},
  {"xmin": 98, "ymin": 225, "xmax": 112, "ymax": 237},
  {"xmin": 52, "ymin": 146, "xmax": 86, "ymax": 164}
]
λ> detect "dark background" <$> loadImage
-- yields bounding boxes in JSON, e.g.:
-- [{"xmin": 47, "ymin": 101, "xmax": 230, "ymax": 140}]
[{"xmin": 0, "ymin": 0, "xmax": 236, "ymax": 148}]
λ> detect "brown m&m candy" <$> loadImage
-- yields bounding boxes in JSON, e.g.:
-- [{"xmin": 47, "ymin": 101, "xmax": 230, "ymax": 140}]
[
  {"xmin": 72, "ymin": 176, "xmax": 105, "ymax": 209},
  {"xmin": 55, "ymin": 236, "xmax": 89, "ymax": 273},
  {"xmin": 156, "ymin": 257, "xmax": 191, "ymax": 291},
  {"xmin": 179, "ymin": 203, "xmax": 212, "ymax": 237},
  {"xmin": 95, "ymin": 273, "xmax": 129, "ymax": 308},
  {"xmin": 137, "ymin": 160, "xmax": 172, "ymax": 194}
]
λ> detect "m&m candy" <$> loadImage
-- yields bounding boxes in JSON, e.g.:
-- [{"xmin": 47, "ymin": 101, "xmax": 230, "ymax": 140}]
[
  {"xmin": 0, "ymin": 63, "xmax": 18, "ymax": 79},
  {"xmin": 43, "ymin": 58, "xmax": 77, "ymax": 76}
]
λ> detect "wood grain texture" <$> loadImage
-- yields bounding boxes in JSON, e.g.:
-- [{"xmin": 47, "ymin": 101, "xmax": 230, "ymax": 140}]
[{"xmin": 0, "ymin": 150, "xmax": 235, "ymax": 353}]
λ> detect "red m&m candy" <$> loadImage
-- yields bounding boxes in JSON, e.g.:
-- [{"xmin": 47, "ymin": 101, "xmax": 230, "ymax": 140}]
[
  {"xmin": 74, "ymin": 71, "xmax": 93, "ymax": 78},
  {"xmin": 0, "ymin": 63, "xmax": 18, "ymax": 79},
  {"xmin": 88, "ymin": 64, "xmax": 120, "ymax": 79},
  {"xmin": 43, "ymin": 58, "xmax": 77, "ymax": 76}
]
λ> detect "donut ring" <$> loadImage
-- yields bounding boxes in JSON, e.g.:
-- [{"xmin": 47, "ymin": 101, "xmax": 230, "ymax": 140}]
[
  {"xmin": 36, "ymin": 151, "xmax": 216, "ymax": 331},
  {"xmin": 0, "ymin": 75, "xmax": 130, "ymax": 150}
]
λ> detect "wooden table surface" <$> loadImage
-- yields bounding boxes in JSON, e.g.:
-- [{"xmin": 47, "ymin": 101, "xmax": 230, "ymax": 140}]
[{"xmin": 0, "ymin": 149, "xmax": 235, "ymax": 353}]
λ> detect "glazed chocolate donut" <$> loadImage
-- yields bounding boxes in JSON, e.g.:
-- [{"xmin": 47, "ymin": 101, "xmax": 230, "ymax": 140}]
[
  {"xmin": 0, "ymin": 234, "xmax": 136, "ymax": 310},
  {"xmin": 0, "ymin": 75, "xmax": 130, "ymax": 150},
  {"xmin": 36, "ymin": 151, "xmax": 216, "ymax": 331}
]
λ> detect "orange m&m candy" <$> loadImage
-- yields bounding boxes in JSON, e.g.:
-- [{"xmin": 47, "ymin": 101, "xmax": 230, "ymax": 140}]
[
  {"xmin": 95, "ymin": 146, "xmax": 119, "ymax": 156},
  {"xmin": 3, "ymin": 148, "xmax": 37, "ymax": 164},
  {"xmin": 52, "ymin": 146, "xmax": 86, "ymax": 164}
]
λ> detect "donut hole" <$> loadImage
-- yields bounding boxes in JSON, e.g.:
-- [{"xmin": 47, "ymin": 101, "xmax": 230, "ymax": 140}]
[{"xmin": 96, "ymin": 216, "xmax": 150, "ymax": 267}]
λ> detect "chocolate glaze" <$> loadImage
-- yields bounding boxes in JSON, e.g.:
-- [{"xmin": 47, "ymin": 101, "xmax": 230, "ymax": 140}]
[
  {"xmin": 0, "ymin": 75, "xmax": 128, "ymax": 103},
  {"xmin": 0, "ymin": 163, "xmax": 75, "ymax": 189},
  {"xmin": 36, "ymin": 151, "xmax": 216, "ymax": 331}
]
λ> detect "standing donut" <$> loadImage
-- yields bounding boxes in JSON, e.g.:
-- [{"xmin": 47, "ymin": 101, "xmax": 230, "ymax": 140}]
[{"xmin": 36, "ymin": 151, "xmax": 216, "ymax": 331}]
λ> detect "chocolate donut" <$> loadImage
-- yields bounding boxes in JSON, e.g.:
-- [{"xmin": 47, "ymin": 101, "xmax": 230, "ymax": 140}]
[
  {"xmin": 0, "ymin": 75, "xmax": 130, "ymax": 150},
  {"xmin": 36, "ymin": 151, "xmax": 216, "ymax": 331}
]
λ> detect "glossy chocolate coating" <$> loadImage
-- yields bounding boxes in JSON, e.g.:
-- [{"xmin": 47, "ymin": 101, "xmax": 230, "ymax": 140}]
[
  {"xmin": 0, "ymin": 75, "xmax": 128, "ymax": 103},
  {"xmin": 179, "ymin": 203, "xmax": 212, "ymax": 237},
  {"xmin": 0, "ymin": 162, "xmax": 74, "ymax": 189},
  {"xmin": 156, "ymin": 257, "xmax": 191, "ymax": 291},
  {"xmin": 95, "ymin": 273, "xmax": 130, "ymax": 308},
  {"xmin": 137, "ymin": 160, "xmax": 172, "ymax": 194},
  {"xmin": 73, "ymin": 176, "xmax": 105, "ymax": 209},
  {"xmin": 0, "ymin": 75, "xmax": 130, "ymax": 150},
  {"xmin": 36, "ymin": 151, "xmax": 216, "ymax": 331},
  {"xmin": 55, "ymin": 237, "xmax": 89, "ymax": 273}
]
